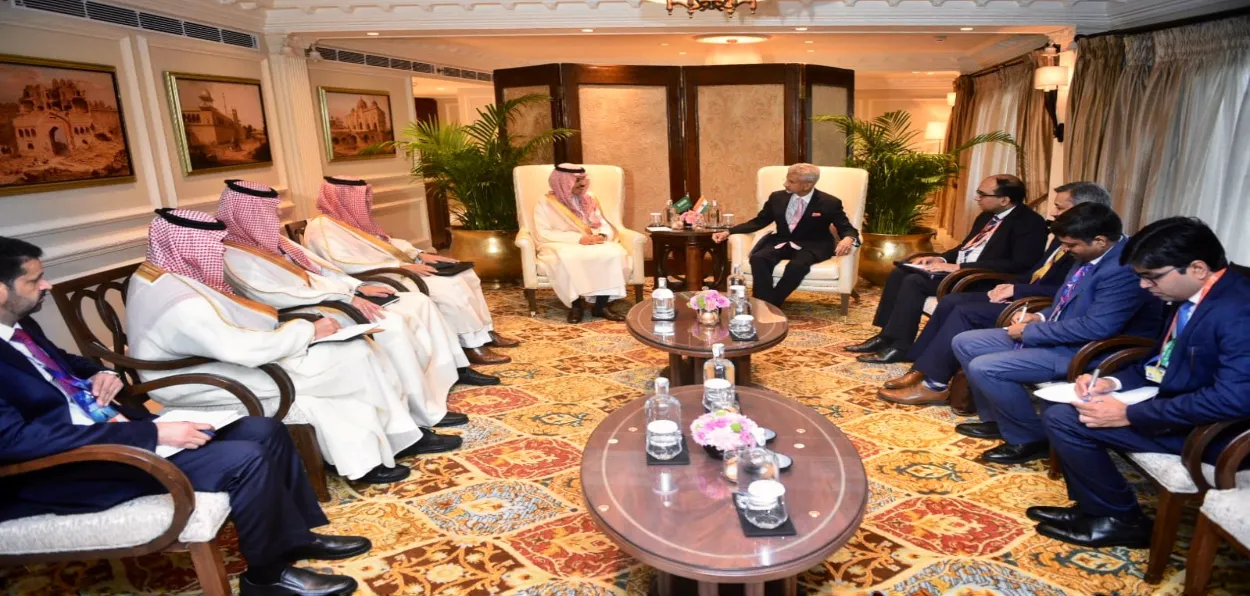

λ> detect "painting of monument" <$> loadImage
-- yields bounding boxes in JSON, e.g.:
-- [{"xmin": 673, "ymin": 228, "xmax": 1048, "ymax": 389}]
[
  {"xmin": 319, "ymin": 87, "xmax": 396, "ymax": 161},
  {"xmin": 166, "ymin": 73, "xmax": 271, "ymax": 175},
  {"xmin": 0, "ymin": 54, "xmax": 135, "ymax": 196}
]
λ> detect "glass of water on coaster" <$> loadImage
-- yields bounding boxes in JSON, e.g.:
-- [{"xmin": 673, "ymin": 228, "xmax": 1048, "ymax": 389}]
[
  {"xmin": 649, "ymin": 212, "xmax": 663, "ymax": 227},
  {"xmin": 702, "ymin": 377, "xmax": 737, "ymax": 413},
  {"xmin": 734, "ymin": 429, "xmax": 780, "ymax": 507},
  {"xmin": 744, "ymin": 479, "xmax": 789, "ymax": 529},
  {"xmin": 645, "ymin": 377, "xmax": 683, "ymax": 460}
]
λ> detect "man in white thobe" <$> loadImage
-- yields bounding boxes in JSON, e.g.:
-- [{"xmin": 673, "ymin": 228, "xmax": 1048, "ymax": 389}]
[
  {"xmin": 533, "ymin": 163, "xmax": 630, "ymax": 323},
  {"xmin": 215, "ymin": 181, "xmax": 496, "ymax": 428},
  {"xmin": 126, "ymin": 208, "xmax": 456, "ymax": 484},
  {"xmin": 303, "ymin": 177, "xmax": 518, "ymax": 366}
]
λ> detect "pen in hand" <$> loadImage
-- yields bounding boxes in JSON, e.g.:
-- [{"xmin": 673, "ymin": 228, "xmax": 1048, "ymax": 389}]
[{"xmin": 1083, "ymin": 368, "xmax": 1102, "ymax": 402}]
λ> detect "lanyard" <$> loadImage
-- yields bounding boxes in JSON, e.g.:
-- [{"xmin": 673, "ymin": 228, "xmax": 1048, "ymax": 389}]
[{"xmin": 1154, "ymin": 269, "xmax": 1225, "ymax": 369}]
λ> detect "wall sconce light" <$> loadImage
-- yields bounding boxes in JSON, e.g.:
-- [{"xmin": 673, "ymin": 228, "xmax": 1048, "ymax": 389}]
[
  {"xmin": 1033, "ymin": 44, "xmax": 1068, "ymax": 142},
  {"xmin": 946, "ymin": 91, "xmax": 957, "ymax": 107}
]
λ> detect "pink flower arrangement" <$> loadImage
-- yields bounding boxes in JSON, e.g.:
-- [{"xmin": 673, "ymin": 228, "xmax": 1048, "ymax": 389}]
[
  {"xmin": 680, "ymin": 210, "xmax": 700, "ymax": 226},
  {"xmin": 688, "ymin": 289, "xmax": 732, "ymax": 311},
  {"xmin": 690, "ymin": 411, "xmax": 759, "ymax": 452}
]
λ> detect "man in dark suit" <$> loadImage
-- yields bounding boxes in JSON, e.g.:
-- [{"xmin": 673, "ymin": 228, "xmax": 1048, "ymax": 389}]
[
  {"xmin": 711, "ymin": 163, "xmax": 859, "ymax": 307},
  {"xmin": 949, "ymin": 203, "xmax": 1163, "ymax": 465},
  {"xmin": 0, "ymin": 236, "xmax": 366, "ymax": 596},
  {"xmin": 847, "ymin": 174, "xmax": 1049, "ymax": 364},
  {"xmin": 879, "ymin": 181, "xmax": 1111, "ymax": 405},
  {"xmin": 1034, "ymin": 218, "xmax": 1250, "ymax": 548}
]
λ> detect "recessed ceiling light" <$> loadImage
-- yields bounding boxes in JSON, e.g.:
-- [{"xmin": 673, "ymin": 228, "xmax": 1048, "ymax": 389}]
[
  {"xmin": 807, "ymin": 50, "xmax": 814, "ymax": 53},
  {"xmin": 694, "ymin": 34, "xmax": 770, "ymax": 45},
  {"xmin": 960, "ymin": 27, "xmax": 974, "ymax": 31},
  {"xmin": 795, "ymin": 27, "xmax": 808, "ymax": 31},
  {"xmin": 679, "ymin": 51, "xmax": 687, "ymax": 55},
  {"xmin": 366, "ymin": 32, "xmax": 380, "ymax": 36},
  {"xmin": 912, "ymin": 71, "xmax": 921, "ymax": 74},
  {"xmin": 437, "ymin": 87, "xmax": 445, "ymax": 91},
  {"xmin": 927, "ymin": 72, "xmax": 934, "ymax": 75},
  {"xmin": 804, "ymin": 40, "xmax": 814, "ymax": 44},
  {"xmin": 661, "ymin": 42, "xmax": 669, "ymax": 46},
  {"xmin": 581, "ymin": 28, "xmax": 594, "ymax": 32}
]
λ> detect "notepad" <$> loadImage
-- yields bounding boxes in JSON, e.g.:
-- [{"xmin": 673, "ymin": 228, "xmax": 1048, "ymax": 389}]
[
  {"xmin": 893, "ymin": 261, "xmax": 948, "ymax": 279},
  {"xmin": 356, "ymin": 293, "xmax": 399, "ymax": 307},
  {"xmin": 1034, "ymin": 382, "xmax": 1159, "ymax": 405},
  {"xmin": 646, "ymin": 226, "xmax": 673, "ymax": 232},
  {"xmin": 311, "ymin": 323, "xmax": 382, "ymax": 345},
  {"xmin": 152, "ymin": 410, "xmax": 243, "ymax": 458}
]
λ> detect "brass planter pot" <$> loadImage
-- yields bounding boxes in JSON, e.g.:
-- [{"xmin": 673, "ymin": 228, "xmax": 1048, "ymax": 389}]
[
  {"xmin": 448, "ymin": 227, "xmax": 521, "ymax": 289},
  {"xmin": 858, "ymin": 228, "xmax": 936, "ymax": 286}
]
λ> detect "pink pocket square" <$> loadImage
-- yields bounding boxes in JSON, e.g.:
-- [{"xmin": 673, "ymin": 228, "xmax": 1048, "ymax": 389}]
[{"xmin": 812, "ymin": 212, "xmax": 822, "ymax": 217}]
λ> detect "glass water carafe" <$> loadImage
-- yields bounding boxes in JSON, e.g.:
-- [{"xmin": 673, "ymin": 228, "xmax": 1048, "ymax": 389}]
[
  {"xmin": 707, "ymin": 200, "xmax": 722, "ymax": 228},
  {"xmin": 703, "ymin": 343, "xmax": 736, "ymax": 386},
  {"xmin": 728, "ymin": 264, "xmax": 747, "ymax": 294},
  {"xmin": 652, "ymin": 277, "xmax": 675, "ymax": 320},
  {"xmin": 645, "ymin": 377, "xmax": 683, "ymax": 460}
]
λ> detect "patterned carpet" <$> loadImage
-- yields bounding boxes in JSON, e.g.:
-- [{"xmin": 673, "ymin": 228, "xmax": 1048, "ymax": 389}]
[{"xmin": 5, "ymin": 284, "xmax": 1250, "ymax": 595}]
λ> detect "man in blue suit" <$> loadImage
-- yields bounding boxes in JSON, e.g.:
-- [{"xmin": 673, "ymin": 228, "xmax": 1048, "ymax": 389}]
[
  {"xmin": 950, "ymin": 202, "xmax": 1163, "ymax": 464},
  {"xmin": 0, "ymin": 236, "xmax": 366, "ymax": 596},
  {"xmin": 1033, "ymin": 218, "xmax": 1250, "ymax": 548}
]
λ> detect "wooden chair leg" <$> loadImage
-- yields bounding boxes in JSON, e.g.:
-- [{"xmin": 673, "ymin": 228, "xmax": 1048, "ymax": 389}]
[
  {"xmin": 839, "ymin": 293, "xmax": 850, "ymax": 317},
  {"xmin": 1047, "ymin": 447, "xmax": 1063, "ymax": 480},
  {"xmin": 288, "ymin": 423, "xmax": 330, "ymax": 503},
  {"xmin": 524, "ymin": 288, "xmax": 538, "ymax": 316},
  {"xmin": 634, "ymin": 284, "xmax": 644, "ymax": 303},
  {"xmin": 947, "ymin": 371, "xmax": 976, "ymax": 416},
  {"xmin": 1183, "ymin": 512, "xmax": 1221, "ymax": 596},
  {"xmin": 188, "ymin": 540, "xmax": 231, "ymax": 596},
  {"xmin": 1146, "ymin": 489, "xmax": 1187, "ymax": 584}
]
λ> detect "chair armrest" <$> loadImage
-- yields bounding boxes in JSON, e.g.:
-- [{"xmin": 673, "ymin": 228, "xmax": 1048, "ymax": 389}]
[
  {"xmin": 515, "ymin": 228, "xmax": 539, "ymax": 290},
  {"xmin": 281, "ymin": 300, "xmax": 369, "ymax": 325},
  {"xmin": 995, "ymin": 297, "xmax": 1053, "ymax": 327},
  {"xmin": 616, "ymin": 227, "xmax": 647, "ymax": 286},
  {"xmin": 728, "ymin": 234, "xmax": 750, "ymax": 270},
  {"xmin": 358, "ymin": 267, "xmax": 429, "ymax": 295},
  {"xmin": 943, "ymin": 270, "xmax": 1015, "ymax": 297},
  {"xmin": 1065, "ymin": 336, "xmax": 1156, "ymax": 381},
  {"xmin": 1182, "ymin": 419, "xmax": 1250, "ymax": 492},
  {"xmin": 128, "ymin": 373, "xmax": 267, "ymax": 417},
  {"xmin": 0, "ymin": 445, "xmax": 195, "ymax": 559}
]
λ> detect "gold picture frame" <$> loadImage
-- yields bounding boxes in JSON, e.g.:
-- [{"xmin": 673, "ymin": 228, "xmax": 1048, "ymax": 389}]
[
  {"xmin": 318, "ymin": 86, "xmax": 397, "ymax": 162},
  {"xmin": 0, "ymin": 53, "xmax": 136, "ymax": 197},
  {"xmin": 165, "ymin": 72, "xmax": 273, "ymax": 176}
]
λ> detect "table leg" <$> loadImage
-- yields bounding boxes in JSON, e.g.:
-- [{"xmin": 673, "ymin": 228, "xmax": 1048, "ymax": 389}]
[
  {"xmin": 733, "ymin": 355, "xmax": 753, "ymax": 386},
  {"xmin": 652, "ymin": 570, "xmax": 674, "ymax": 596},
  {"xmin": 692, "ymin": 357, "xmax": 705, "ymax": 384},
  {"xmin": 746, "ymin": 583, "xmax": 766, "ymax": 596},
  {"xmin": 685, "ymin": 240, "xmax": 705, "ymax": 290},
  {"xmin": 697, "ymin": 581, "xmax": 719, "ymax": 596},
  {"xmin": 780, "ymin": 576, "xmax": 799, "ymax": 596},
  {"xmin": 668, "ymin": 354, "xmax": 686, "ymax": 386}
]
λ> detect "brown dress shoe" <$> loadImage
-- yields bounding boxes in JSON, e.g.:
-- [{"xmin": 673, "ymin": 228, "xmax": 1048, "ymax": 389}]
[
  {"xmin": 465, "ymin": 346, "xmax": 511, "ymax": 365},
  {"xmin": 487, "ymin": 331, "xmax": 520, "ymax": 348},
  {"xmin": 878, "ymin": 383, "xmax": 949, "ymax": 406},
  {"xmin": 567, "ymin": 298, "xmax": 586, "ymax": 324},
  {"xmin": 884, "ymin": 370, "xmax": 925, "ymax": 390}
]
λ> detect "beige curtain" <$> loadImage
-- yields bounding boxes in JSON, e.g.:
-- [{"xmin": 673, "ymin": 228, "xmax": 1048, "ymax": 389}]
[
  {"xmin": 1065, "ymin": 37, "xmax": 1125, "ymax": 182},
  {"xmin": 1014, "ymin": 52, "xmax": 1052, "ymax": 209},
  {"xmin": 937, "ymin": 76, "xmax": 976, "ymax": 232},
  {"xmin": 953, "ymin": 62, "xmax": 1032, "ymax": 237},
  {"xmin": 1094, "ymin": 34, "xmax": 1154, "ymax": 228}
]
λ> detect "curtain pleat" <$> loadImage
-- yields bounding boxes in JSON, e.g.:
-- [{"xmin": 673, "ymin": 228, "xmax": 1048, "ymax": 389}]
[
  {"xmin": 954, "ymin": 62, "xmax": 1031, "ymax": 238},
  {"xmin": 1065, "ymin": 37, "xmax": 1124, "ymax": 182},
  {"xmin": 1015, "ymin": 52, "xmax": 1052, "ymax": 209},
  {"xmin": 938, "ymin": 76, "xmax": 977, "ymax": 232}
]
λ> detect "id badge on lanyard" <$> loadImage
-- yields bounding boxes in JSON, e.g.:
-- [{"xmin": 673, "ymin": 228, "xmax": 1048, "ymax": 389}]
[{"xmin": 1144, "ymin": 269, "xmax": 1225, "ymax": 384}]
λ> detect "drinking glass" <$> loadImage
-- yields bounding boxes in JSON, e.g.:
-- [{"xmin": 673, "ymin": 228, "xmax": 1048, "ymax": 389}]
[
  {"xmin": 730, "ymin": 314, "xmax": 755, "ymax": 338},
  {"xmin": 744, "ymin": 480, "xmax": 789, "ymax": 529},
  {"xmin": 649, "ymin": 212, "xmax": 663, "ymax": 227},
  {"xmin": 734, "ymin": 444, "xmax": 780, "ymax": 507},
  {"xmin": 723, "ymin": 213, "xmax": 735, "ymax": 228},
  {"xmin": 646, "ymin": 419, "xmax": 682, "ymax": 460},
  {"xmin": 702, "ymin": 378, "xmax": 737, "ymax": 412}
]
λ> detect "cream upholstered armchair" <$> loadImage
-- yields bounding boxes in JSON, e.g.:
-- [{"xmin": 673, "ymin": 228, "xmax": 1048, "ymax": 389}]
[
  {"xmin": 513, "ymin": 164, "xmax": 647, "ymax": 315},
  {"xmin": 728, "ymin": 166, "xmax": 868, "ymax": 315}
]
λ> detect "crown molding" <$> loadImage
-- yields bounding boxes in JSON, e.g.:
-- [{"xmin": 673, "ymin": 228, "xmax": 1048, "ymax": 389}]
[{"xmin": 1104, "ymin": 0, "xmax": 1250, "ymax": 30}]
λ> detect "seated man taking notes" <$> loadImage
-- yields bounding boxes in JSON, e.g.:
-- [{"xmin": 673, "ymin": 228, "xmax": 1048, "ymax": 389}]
[
  {"xmin": 1035, "ymin": 217, "xmax": 1250, "ymax": 548},
  {"xmin": 0, "ymin": 236, "xmax": 366, "ymax": 596}
]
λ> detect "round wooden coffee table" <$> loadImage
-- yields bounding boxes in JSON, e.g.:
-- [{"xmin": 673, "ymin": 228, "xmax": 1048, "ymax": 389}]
[
  {"xmin": 626, "ymin": 295, "xmax": 788, "ymax": 386},
  {"xmin": 582, "ymin": 385, "xmax": 867, "ymax": 596}
]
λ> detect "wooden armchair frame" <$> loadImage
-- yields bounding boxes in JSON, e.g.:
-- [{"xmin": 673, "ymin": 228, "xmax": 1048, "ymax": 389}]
[
  {"xmin": 1185, "ymin": 426, "xmax": 1250, "ymax": 594},
  {"xmin": 285, "ymin": 220, "xmax": 430, "ymax": 295},
  {"xmin": 50, "ymin": 263, "xmax": 329, "ymax": 502}
]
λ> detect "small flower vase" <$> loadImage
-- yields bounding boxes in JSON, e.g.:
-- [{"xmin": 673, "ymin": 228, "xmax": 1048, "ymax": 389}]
[
  {"xmin": 702, "ymin": 444, "xmax": 727, "ymax": 460},
  {"xmin": 697, "ymin": 307, "xmax": 721, "ymax": 326}
]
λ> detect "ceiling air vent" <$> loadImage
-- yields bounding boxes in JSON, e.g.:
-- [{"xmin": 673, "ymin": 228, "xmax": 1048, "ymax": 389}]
[{"xmin": 15, "ymin": 0, "xmax": 258, "ymax": 50}]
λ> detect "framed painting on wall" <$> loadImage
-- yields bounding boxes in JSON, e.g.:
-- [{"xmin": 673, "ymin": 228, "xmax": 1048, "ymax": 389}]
[
  {"xmin": 0, "ymin": 54, "xmax": 136, "ymax": 197},
  {"xmin": 318, "ymin": 87, "xmax": 397, "ymax": 162},
  {"xmin": 165, "ymin": 72, "xmax": 272, "ymax": 175}
]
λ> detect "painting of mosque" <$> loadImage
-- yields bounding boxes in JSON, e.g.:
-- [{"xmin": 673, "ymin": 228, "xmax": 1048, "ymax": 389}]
[
  {"xmin": 166, "ymin": 72, "xmax": 272, "ymax": 175},
  {"xmin": 0, "ymin": 54, "xmax": 135, "ymax": 196},
  {"xmin": 319, "ymin": 87, "xmax": 396, "ymax": 161}
]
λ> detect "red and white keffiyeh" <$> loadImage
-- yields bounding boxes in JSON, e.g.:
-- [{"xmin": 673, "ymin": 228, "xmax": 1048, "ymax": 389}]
[
  {"xmin": 317, "ymin": 177, "xmax": 388, "ymax": 239},
  {"xmin": 146, "ymin": 208, "xmax": 233, "ymax": 295},
  {"xmin": 216, "ymin": 180, "xmax": 320, "ymax": 273},
  {"xmin": 548, "ymin": 163, "xmax": 603, "ymax": 228}
]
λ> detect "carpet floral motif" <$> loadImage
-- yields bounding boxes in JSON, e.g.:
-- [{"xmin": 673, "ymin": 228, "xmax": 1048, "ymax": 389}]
[{"xmin": 8, "ymin": 284, "xmax": 1250, "ymax": 595}]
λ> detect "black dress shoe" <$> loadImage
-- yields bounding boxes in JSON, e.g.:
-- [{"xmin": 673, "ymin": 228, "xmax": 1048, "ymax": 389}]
[
  {"xmin": 955, "ymin": 421, "xmax": 1002, "ymax": 439},
  {"xmin": 240, "ymin": 566, "xmax": 358, "ymax": 596},
  {"xmin": 1026, "ymin": 505, "xmax": 1084, "ymax": 525},
  {"xmin": 458, "ymin": 367, "xmax": 501, "ymax": 386},
  {"xmin": 1036, "ymin": 513, "xmax": 1153, "ymax": 548},
  {"xmin": 845, "ymin": 335, "xmax": 887, "ymax": 353},
  {"xmin": 567, "ymin": 298, "xmax": 586, "ymax": 323},
  {"xmin": 285, "ymin": 535, "xmax": 372, "ymax": 562},
  {"xmin": 857, "ymin": 348, "xmax": 908, "ymax": 364},
  {"xmin": 980, "ymin": 441, "xmax": 1049, "ymax": 465},
  {"xmin": 435, "ymin": 411, "xmax": 470, "ymax": 427},
  {"xmin": 355, "ymin": 464, "xmax": 410, "ymax": 484},
  {"xmin": 397, "ymin": 429, "xmax": 462, "ymax": 457}
]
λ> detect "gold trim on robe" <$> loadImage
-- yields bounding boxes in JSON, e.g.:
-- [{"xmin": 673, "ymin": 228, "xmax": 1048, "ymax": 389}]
[
  {"xmin": 544, "ymin": 192, "xmax": 623, "ymax": 245},
  {"xmin": 224, "ymin": 240, "xmax": 313, "ymax": 286},
  {"xmin": 314, "ymin": 215, "xmax": 415, "ymax": 264},
  {"xmin": 141, "ymin": 262, "xmax": 280, "ymax": 320}
]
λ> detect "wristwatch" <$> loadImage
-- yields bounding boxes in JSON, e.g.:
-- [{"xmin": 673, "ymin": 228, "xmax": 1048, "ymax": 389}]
[{"xmin": 851, "ymin": 237, "xmax": 862, "ymax": 248}]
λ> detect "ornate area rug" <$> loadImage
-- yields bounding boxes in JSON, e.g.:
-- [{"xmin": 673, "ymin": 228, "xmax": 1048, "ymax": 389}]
[{"xmin": 4, "ymin": 284, "xmax": 1249, "ymax": 595}]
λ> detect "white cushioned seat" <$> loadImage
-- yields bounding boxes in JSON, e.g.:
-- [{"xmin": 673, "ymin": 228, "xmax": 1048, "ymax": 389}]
[
  {"xmin": 0, "ymin": 492, "xmax": 230, "ymax": 555},
  {"xmin": 922, "ymin": 297, "xmax": 938, "ymax": 316},
  {"xmin": 1129, "ymin": 452, "xmax": 1250, "ymax": 494},
  {"xmin": 1200, "ymin": 488, "xmax": 1250, "ymax": 544}
]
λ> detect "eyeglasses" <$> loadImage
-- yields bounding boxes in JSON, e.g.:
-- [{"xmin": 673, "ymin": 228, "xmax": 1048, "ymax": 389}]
[
  {"xmin": 974, "ymin": 191, "xmax": 1005, "ymax": 200},
  {"xmin": 1135, "ymin": 266, "xmax": 1178, "ymax": 286}
]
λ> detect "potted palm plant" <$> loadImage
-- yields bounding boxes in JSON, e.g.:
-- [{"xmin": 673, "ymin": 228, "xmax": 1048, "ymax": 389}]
[
  {"xmin": 384, "ymin": 94, "xmax": 577, "ymax": 286},
  {"xmin": 812, "ymin": 110, "xmax": 1015, "ymax": 285}
]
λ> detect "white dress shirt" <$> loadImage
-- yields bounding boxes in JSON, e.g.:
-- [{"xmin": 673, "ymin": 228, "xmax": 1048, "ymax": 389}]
[
  {"xmin": 1, "ymin": 321, "xmax": 95, "ymax": 425},
  {"xmin": 775, "ymin": 189, "xmax": 816, "ymax": 250},
  {"xmin": 953, "ymin": 206, "xmax": 1016, "ymax": 265}
]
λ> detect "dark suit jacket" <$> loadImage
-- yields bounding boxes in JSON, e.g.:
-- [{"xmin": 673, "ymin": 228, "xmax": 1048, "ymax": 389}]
[
  {"xmin": 1116, "ymin": 269, "xmax": 1250, "ymax": 435},
  {"xmin": 0, "ymin": 317, "xmax": 158, "ymax": 521},
  {"xmin": 941, "ymin": 205, "xmax": 1049, "ymax": 274},
  {"xmin": 1020, "ymin": 239, "xmax": 1164, "ymax": 348},
  {"xmin": 730, "ymin": 189, "xmax": 859, "ymax": 263},
  {"xmin": 1011, "ymin": 237, "xmax": 1078, "ymax": 299}
]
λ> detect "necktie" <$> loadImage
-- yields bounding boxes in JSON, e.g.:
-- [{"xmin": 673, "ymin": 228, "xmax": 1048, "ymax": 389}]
[
  {"xmin": 962, "ymin": 215, "xmax": 1003, "ymax": 251},
  {"xmin": 11, "ymin": 328, "xmax": 124, "ymax": 423},
  {"xmin": 786, "ymin": 196, "xmax": 804, "ymax": 232},
  {"xmin": 1050, "ymin": 262, "xmax": 1095, "ymax": 320},
  {"xmin": 1174, "ymin": 301, "xmax": 1195, "ymax": 338},
  {"xmin": 1030, "ymin": 248, "xmax": 1068, "ymax": 282}
]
